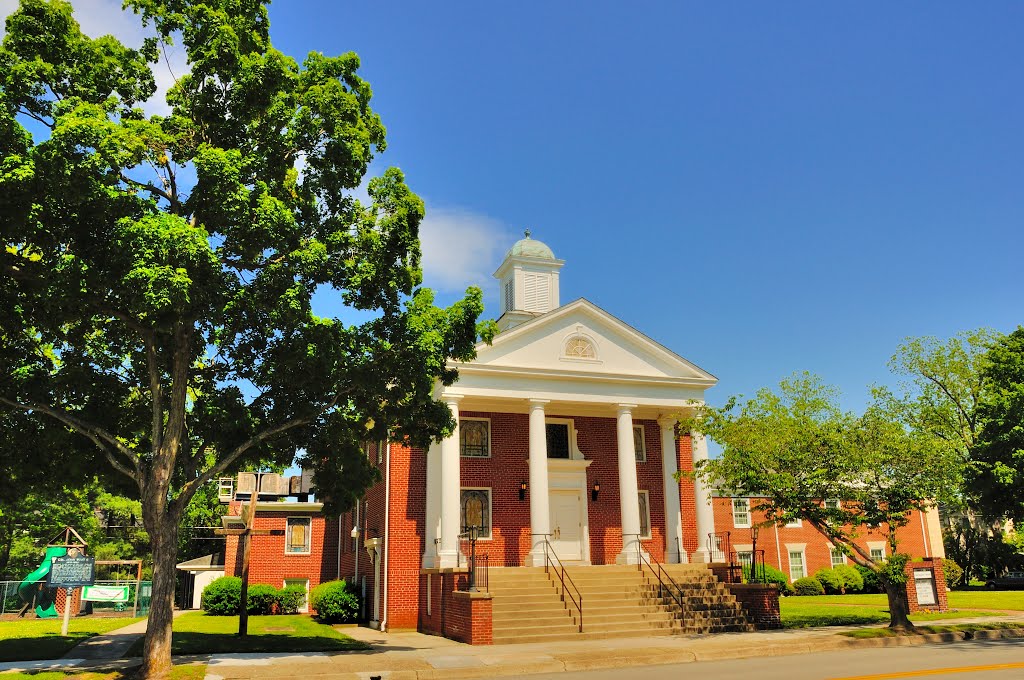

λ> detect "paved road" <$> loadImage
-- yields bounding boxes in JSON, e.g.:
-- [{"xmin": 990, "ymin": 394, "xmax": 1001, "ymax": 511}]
[{"xmin": 510, "ymin": 638, "xmax": 1024, "ymax": 680}]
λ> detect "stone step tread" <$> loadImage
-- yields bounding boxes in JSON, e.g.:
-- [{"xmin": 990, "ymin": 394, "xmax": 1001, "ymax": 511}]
[{"xmin": 493, "ymin": 628, "xmax": 676, "ymax": 645}]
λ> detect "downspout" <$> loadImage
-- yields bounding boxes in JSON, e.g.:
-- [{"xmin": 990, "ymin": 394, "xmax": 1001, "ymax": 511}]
[
  {"xmin": 920, "ymin": 509, "xmax": 931, "ymax": 557},
  {"xmin": 381, "ymin": 439, "xmax": 392, "ymax": 631},
  {"xmin": 774, "ymin": 523, "xmax": 783, "ymax": 571}
]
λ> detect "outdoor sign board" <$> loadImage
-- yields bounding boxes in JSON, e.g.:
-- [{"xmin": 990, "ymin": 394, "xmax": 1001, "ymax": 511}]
[
  {"xmin": 47, "ymin": 555, "xmax": 96, "ymax": 588},
  {"xmin": 913, "ymin": 567, "xmax": 937, "ymax": 607}
]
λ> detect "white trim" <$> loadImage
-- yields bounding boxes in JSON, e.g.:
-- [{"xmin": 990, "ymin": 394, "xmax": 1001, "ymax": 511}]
[
  {"xmin": 638, "ymin": 490, "xmax": 652, "ymax": 540},
  {"xmin": 732, "ymin": 498, "xmax": 751, "ymax": 529},
  {"xmin": 460, "ymin": 487, "xmax": 493, "ymax": 540},
  {"xmin": 785, "ymin": 517, "xmax": 803, "ymax": 528},
  {"xmin": 786, "ymin": 545, "xmax": 807, "ymax": 581},
  {"xmin": 828, "ymin": 544, "xmax": 847, "ymax": 567},
  {"xmin": 868, "ymin": 541, "xmax": 887, "ymax": 562},
  {"xmin": 285, "ymin": 516, "xmax": 312, "ymax": 555},
  {"xmin": 544, "ymin": 417, "xmax": 583, "ymax": 459},
  {"xmin": 459, "ymin": 417, "xmax": 492, "ymax": 458}
]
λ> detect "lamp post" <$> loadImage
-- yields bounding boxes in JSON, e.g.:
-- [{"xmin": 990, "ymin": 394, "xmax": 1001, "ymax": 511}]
[{"xmin": 750, "ymin": 524, "xmax": 760, "ymax": 583}]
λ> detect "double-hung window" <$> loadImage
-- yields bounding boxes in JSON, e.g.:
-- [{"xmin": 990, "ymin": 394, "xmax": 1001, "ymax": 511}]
[
  {"xmin": 732, "ymin": 498, "xmax": 751, "ymax": 528},
  {"xmin": 788, "ymin": 550, "xmax": 806, "ymax": 581},
  {"xmin": 830, "ymin": 546, "xmax": 846, "ymax": 567}
]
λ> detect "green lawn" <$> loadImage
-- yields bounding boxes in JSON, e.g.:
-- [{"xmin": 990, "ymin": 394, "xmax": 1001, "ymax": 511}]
[
  {"xmin": 0, "ymin": 617, "xmax": 143, "ymax": 662},
  {"xmin": 780, "ymin": 596, "xmax": 1004, "ymax": 629},
  {"xmin": 123, "ymin": 613, "xmax": 367, "ymax": 656},
  {"xmin": 786, "ymin": 591, "xmax": 1024, "ymax": 611}
]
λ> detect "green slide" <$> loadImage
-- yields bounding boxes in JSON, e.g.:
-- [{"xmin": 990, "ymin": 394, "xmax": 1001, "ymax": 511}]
[{"xmin": 17, "ymin": 546, "xmax": 67, "ymax": 618}]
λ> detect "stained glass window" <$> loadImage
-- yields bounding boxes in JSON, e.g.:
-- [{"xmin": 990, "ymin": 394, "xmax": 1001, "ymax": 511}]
[
  {"xmin": 638, "ymin": 491, "xmax": 651, "ymax": 539},
  {"xmin": 460, "ymin": 419, "xmax": 490, "ymax": 457},
  {"xmin": 461, "ymin": 489, "xmax": 491, "ymax": 538},
  {"xmin": 286, "ymin": 517, "xmax": 311, "ymax": 554},
  {"xmin": 633, "ymin": 425, "xmax": 646, "ymax": 462}
]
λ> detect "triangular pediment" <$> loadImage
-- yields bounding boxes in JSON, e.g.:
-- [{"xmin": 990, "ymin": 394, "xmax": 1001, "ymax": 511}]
[{"xmin": 465, "ymin": 299, "xmax": 716, "ymax": 385}]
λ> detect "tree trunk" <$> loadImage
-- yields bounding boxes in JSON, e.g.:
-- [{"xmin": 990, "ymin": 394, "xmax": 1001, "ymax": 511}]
[
  {"xmin": 883, "ymin": 581, "xmax": 914, "ymax": 631},
  {"xmin": 140, "ymin": 512, "xmax": 180, "ymax": 679}
]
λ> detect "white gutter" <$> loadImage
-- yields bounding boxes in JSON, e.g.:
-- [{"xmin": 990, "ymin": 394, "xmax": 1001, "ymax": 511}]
[
  {"xmin": 381, "ymin": 439, "xmax": 392, "ymax": 631},
  {"xmin": 774, "ymin": 523, "xmax": 783, "ymax": 572}
]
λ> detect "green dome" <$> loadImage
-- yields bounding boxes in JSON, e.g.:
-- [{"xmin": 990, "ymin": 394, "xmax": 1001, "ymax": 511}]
[{"xmin": 507, "ymin": 230, "xmax": 555, "ymax": 260}]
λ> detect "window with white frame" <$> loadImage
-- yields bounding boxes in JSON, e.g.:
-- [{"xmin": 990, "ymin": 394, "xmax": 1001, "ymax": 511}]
[
  {"xmin": 633, "ymin": 425, "xmax": 646, "ymax": 462},
  {"xmin": 824, "ymin": 499, "xmax": 841, "ymax": 510},
  {"xmin": 785, "ymin": 516, "xmax": 802, "ymax": 528},
  {"xmin": 638, "ymin": 490, "xmax": 651, "ymax": 539},
  {"xmin": 788, "ymin": 550, "xmax": 806, "ymax": 581},
  {"xmin": 286, "ymin": 517, "xmax": 311, "ymax": 554},
  {"xmin": 869, "ymin": 546, "xmax": 886, "ymax": 562},
  {"xmin": 217, "ymin": 478, "xmax": 234, "ymax": 502},
  {"xmin": 830, "ymin": 546, "xmax": 846, "ymax": 567},
  {"xmin": 732, "ymin": 498, "xmax": 751, "ymax": 528},
  {"xmin": 460, "ymin": 488, "xmax": 492, "ymax": 539},
  {"xmin": 546, "ymin": 422, "xmax": 571, "ymax": 459},
  {"xmin": 460, "ymin": 419, "xmax": 490, "ymax": 457},
  {"xmin": 283, "ymin": 578, "xmax": 309, "ymax": 612},
  {"xmin": 564, "ymin": 336, "xmax": 597, "ymax": 360}
]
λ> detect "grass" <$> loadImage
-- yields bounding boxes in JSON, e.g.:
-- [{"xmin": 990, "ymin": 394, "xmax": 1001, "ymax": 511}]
[
  {"xmin": 3, "ymin": 665, "xmax": 206, "ymax": 679},
  {"xmin": 780, "ymin": 596, "xmax": 1004, "ymax": 629},
  {"xmin": 791, "ymin": 590, "xmax": 1024, "ymax": 611},
  {"xmin": 840, "ymin": 621, "xmax": 1024, "ymax": 639},
  {"xmin": 122, "ymin": 613, "xmax": 367, "ymax": 656},
  {"xmin": 0, "ymin": 617, "xmax": 143, "ymax": 662}
]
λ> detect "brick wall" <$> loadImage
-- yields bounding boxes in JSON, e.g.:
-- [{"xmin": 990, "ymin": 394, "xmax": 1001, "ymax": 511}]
[
  {"xmin": 711, "ymin": 497, "xmax": 939, "ymax": 580},
  {"xmin": 727, "ymin": 583, "xmax": 781, "ymax": 629},
  {"xmin": 905, "ymin": 557, "xmax": 948, "ymax": 613},
  {"xmin": 385, "ymin": 441, "xmax": 426, "ymax": 629}
]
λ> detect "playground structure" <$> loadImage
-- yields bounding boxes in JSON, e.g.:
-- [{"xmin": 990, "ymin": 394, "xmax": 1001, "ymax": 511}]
[{"xmin": 12, "ymin": 526, "xmax": 149, "ymax": 619}]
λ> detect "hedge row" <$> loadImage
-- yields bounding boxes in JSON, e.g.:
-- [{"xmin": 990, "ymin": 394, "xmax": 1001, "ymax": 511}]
[{"xmin": 201, "ymin": 577, "xmax": 308, "ymax": 615}]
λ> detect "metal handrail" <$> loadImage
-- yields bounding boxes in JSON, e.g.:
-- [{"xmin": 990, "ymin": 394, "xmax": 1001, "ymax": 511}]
[
  {"xmin": 628, "ymin": 534, "xmax": 687, "ymax": 616},
  {"xmin": 533, "ymin": 533, "xmax": 583, "ymax": 632}
]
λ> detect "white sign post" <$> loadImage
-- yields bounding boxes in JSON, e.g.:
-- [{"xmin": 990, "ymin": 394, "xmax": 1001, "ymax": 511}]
[{"xmin": 61, "ymin": 587, "xmax": 73, "ymax": 636}]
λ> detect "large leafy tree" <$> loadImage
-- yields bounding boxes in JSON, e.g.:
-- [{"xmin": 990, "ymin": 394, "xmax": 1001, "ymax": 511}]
[
  {"xmin": 687, "ymin": 373, "xmax": 958, "ymax": 630},
  {"xmin": 973, "ymin": 327, "xmax": 1024, "ymax": 524},
  {"xmin": 0, "ymin": 1, "xmax": 486, "ymax": 676}
]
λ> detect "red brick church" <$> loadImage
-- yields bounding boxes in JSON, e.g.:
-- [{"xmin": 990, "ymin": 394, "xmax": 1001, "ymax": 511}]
[{"xmin": 209, "ymin": 234, "xmax": 945, "ymax": 642}]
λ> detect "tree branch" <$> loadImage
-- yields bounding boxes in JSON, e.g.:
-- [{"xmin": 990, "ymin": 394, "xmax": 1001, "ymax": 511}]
[
  {"xmin": 0, "ymin": 396, "xmax": 138, "ymax": 481},
  {"xmin": 120, "ymin": 172, "xmax": 173, "ymax": 202}
]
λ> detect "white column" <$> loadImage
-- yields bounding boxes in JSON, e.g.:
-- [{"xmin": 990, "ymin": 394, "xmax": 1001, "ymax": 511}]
[
  {"xmin": 526, "ymin": 399, "xmax": 551, "ymax": 566},
  {"xmin": 422, "ymin": 441, "xmax": 441, "ymax": 569},
  {"xmin": 659, "ymin": 416, "xmax": 687, "ymax": 563},
  {"xmin": 615, "ymin": 404, "xmax": 647, "ymax": 565},
  {"xmin": 437, "ymin": 395, "xmax": 462, "ymax": 569},
  {"xmin": 692, "ymin": 431, "xmax": 716, "ymax": 563}
]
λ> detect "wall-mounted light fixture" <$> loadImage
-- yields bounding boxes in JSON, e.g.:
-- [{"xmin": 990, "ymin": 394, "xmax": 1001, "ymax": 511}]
[
  {"xmin": 592, "ymin": 481, "xmax": 601, "ymax": 502},
  {"xmin": 519, "ymin": 480, "xmax": 528, "ymax": 501}
]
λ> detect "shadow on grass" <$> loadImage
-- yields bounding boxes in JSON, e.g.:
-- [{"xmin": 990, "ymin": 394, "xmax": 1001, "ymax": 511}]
[
  {"xmin": 124, "ymin": 632, "xmax": 368, "ymax": 657},
  {"xmin": 0, "ymin": 633, "xmax": 92, "ymax": 662}
]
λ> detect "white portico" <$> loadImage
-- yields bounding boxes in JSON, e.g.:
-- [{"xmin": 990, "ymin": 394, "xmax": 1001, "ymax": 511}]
[{"xmin": 421, "ymin": 234, "xmax": 718, "ymax": 570}]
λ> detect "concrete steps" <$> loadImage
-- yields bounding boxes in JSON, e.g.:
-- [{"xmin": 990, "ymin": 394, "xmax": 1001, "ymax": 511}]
[{"xmin": 487, "ymin": 563, "xmax": 755, "ymax": 643}]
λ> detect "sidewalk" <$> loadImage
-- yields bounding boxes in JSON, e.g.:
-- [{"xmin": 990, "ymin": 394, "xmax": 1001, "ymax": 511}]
[{"xmin": 2, "ymin": 615, "xmax": 1022, "ymax": 679}]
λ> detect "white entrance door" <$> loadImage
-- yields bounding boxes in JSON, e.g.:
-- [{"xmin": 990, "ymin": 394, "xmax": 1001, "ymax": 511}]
[{"xmin": 549, "ymin": 491, "xmax": 583, "ymax": 561}]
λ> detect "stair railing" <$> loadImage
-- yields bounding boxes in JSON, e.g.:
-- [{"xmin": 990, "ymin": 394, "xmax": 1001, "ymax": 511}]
[
  {"xmin": 627, "ymin": 534, "xmax": 686, "ymax": 616},
  {"xmin": 533, "ymin": 533, "xmax": 583, "ymax": 632}
]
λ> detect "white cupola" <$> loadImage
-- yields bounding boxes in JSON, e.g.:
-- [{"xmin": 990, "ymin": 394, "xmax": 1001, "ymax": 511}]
[{"xmin": 493, "ymin": 230, "xmax": 565, "ymax": 332}]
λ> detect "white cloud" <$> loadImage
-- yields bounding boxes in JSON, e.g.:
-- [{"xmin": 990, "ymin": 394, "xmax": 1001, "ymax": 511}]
[
  {"xmin": 419, "ymin": 207, "xmax": 513, "ymax": 294},
  {"xmin": 1, "ymin": 0, "xmax": 187, "ymax": 116}
]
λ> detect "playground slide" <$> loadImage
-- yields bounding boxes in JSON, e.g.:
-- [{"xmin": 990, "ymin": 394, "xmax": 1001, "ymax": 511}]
[{"xmin": 17, "ymin": 546, "xmax": 67, "ymax": 618}]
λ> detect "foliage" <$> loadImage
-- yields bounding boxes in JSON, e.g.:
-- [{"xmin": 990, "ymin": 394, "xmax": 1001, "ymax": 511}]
[
  {"xmin": 832, "ymin": 564, "xmax": 865, "ymax": 593},
  {"xmin": 245, "ymin": 584, "xmax": 278, "ymax": 615},
  {"xmin": 743, "ymin": 562, "xmax": 793, "ymax": 594},
  {"xmin": 275, "ymin": 585, "xmax": 307, "ymax": 615},
  {"xmin": 856, "ymin": 564, "xmax": 883, "ymax": 594},
  {"xmin": 792, "ymin": 577, "xmax": 825, "ymax": 596},
  {"xmin": 177, "ymin": 482, "xmax": 226, "ymax": 565},
  {"xmin": 973, "ymin": 327, "xmax": 1024, "ymax": 523},
  {"xmin": 943, "ymin": 558, "xmax": 964, "ymax": 589},
  {"xmin": 309, "ymin": 579, "xmax": 360, "ymax": 623},
  {"xmin": 0, "ymin": 0, "xmax": 489, "ymax": 674},
  {"xmin": 813, "ymin": 568, "xmax": 844, "ymax": 594},
  {"xmin": 686, "ymin": 372, "xmax": 960, "ymax": 628},
  {"xmin": 943, "ymin": 516, "xmax": 1021, "ymax": 582},
  {"xmin": 200, "ymin": 576, "xmax": 241, "ymax": 616}
]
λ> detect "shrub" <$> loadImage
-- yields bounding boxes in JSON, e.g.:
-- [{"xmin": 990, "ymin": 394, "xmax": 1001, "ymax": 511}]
[
  {"xmin": 310, "ymin": 579, "xmax": 360, "ymax": 623},
  {"xmin": 943, "ymin": 559, "xmax": 964, "ymax": 589},
  {"xmin": 743, "ymin": 563, "xmax": 794, "ymax": 594},
  {"xmin": 814, "ymin": 568, "xmax": 844, "ymax": 594},
  {"xmin": 246, "ymin": 584, "xmax": 278, "ymax": 615},
  {"xmin": 793, "ymin": 577, "xmax": 825, "ymax": 596},
  {"xmin": 833, "ymin": 564, "xmax": 864, "ymax": 593},
  {"xmin": 201, "ymin": 576, "xmax": 241, "ymax": 615},
  {"xmin": 856, "ymin": 564, "xmax": 883, "ymax": 594},
  {"xmin": 276, "ymin": 585, "xmax": 308, "ymax": 614}
]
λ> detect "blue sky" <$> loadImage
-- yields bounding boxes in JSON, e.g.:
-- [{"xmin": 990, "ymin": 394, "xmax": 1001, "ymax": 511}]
[
  {"xmin": 270, "ymin": 1, "xmax": 1023, "ymax": 411},
  {"xmin": 6, "ymin": 0, "xmax": 1022, "ymax": 414}
]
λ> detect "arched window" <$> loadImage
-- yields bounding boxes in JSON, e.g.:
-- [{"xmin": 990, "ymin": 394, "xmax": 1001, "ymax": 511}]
[
  {"xmin": 460, "ymin": 489, "xmax": 491, "ymax": 538},
  {"xmin": 564, "ymin": 336, "xmax": 596, "ymax": 360}
]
